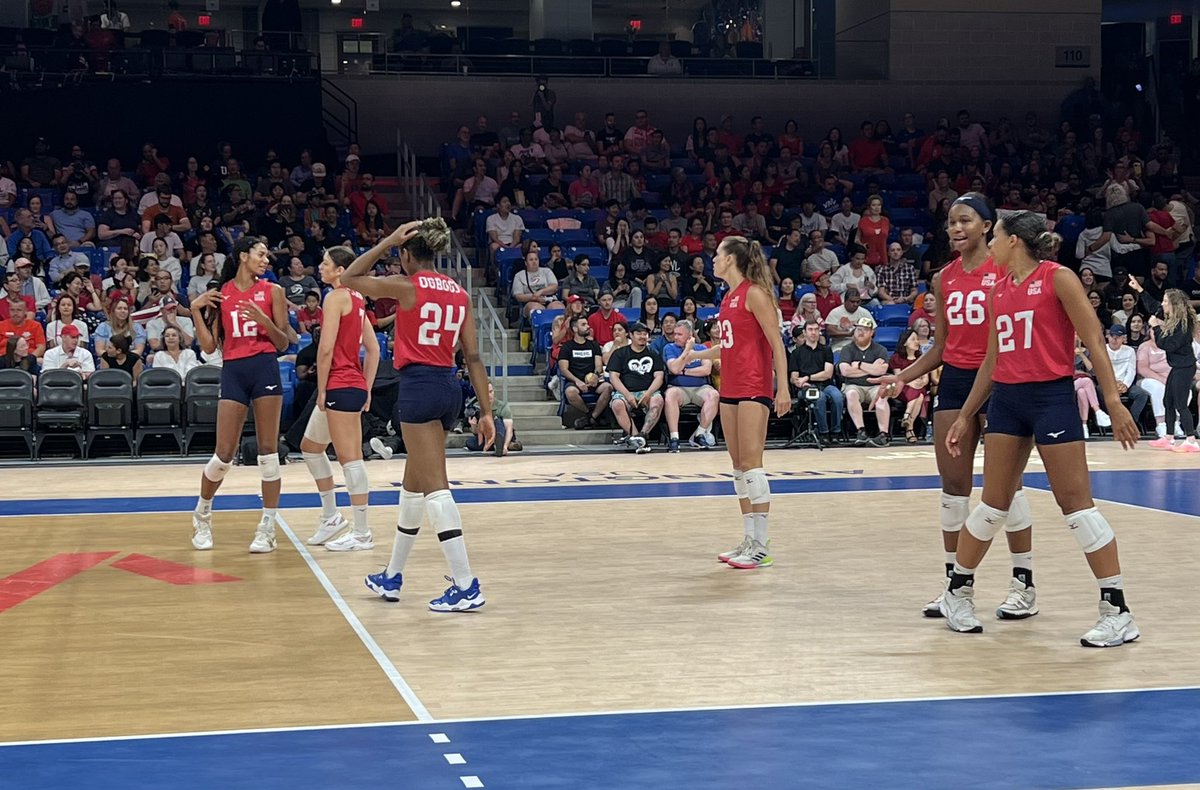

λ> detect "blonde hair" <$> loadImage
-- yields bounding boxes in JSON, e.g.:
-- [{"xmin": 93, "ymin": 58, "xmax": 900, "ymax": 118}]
[
  {"xmin": 719, "ymin": 235, "xmax": 774, "ymax": 298},
  {"xmin": 1162, "ymin": 288, "xmax": 1197, "ymax": 337},
  {"xmin": 403, "ymin": 216, "xmax": 453, "ymax": 260}
]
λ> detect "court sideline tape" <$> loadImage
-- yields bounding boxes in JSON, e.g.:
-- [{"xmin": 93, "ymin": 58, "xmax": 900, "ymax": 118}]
[{"xmin": 275, "ymin": 513, "xmax": 434, "ymax": 722}]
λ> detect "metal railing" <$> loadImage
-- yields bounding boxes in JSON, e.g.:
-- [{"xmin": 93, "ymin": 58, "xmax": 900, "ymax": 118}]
[
  {"xmin": 476, "ymin": 290, "xmax": 509, "ymax": 403},
  {"xmin": 369, "ymin": 52, "xmax": 816, "ymax": 79}
]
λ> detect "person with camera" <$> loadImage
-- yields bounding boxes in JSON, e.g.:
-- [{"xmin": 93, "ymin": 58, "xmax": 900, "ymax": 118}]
[
  {"xmin": 560, "ymin": 315, "xmax": 612, "ymax": 430},
  {"xmin": 465, "ymin": 382, "xmax": 518, "ymax": 456},
  {"xmin": 788, "ymin": 319, "xmax": 843, "ymax": 442},
  {"xmin": 531, "ymin": 75, "xmax": 557, "ymax": 130}
]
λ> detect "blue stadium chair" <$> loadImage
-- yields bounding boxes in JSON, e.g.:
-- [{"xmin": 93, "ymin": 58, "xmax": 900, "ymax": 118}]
[
  {"xmin": 917, "ymin": 281, "xmax": 928, "ymax": 294},
  {"xmin": 556, "ymin": 229, "xmax": 595, "ymax": 246},
  {"xmin": 278, "ymin": 360, "xmax": 297, "ymax": 419},
  {"xmin": 297, "ymin": 333, "xmax": 312, "ymax": 350},
  {"xmin": 795, "ymin": 285, "xmax": 815, "ymax": 298},
  {"xmin": 1056, "ymin": 214, "xmax": 1086, "ymax": 249},
  {"xmin": 376, "ymin": 332, "xmax": 390, "ymax": 360},
  {"xmin": 915, "ymin": 243, "xmax": 930, "ymax": 261},
  {"xmin": 531, "ymin": 309, "xmax": 564, "ymax": 364},
  {"xmin": 517, "ymin": 209, "xmax": 548, "ymax": 227},
  {"xmin": 660, "ymin": 307, "xmax": 680, "ymax": 318},
  {"xmin": 77, "ymin": 247, "xmax": 109, "ymax": 277},
  {"xmin": 696, "ymin": 307, "xmax": 719, "ymax": 321},
  {"xmin": 526, "ymin": 228, "xmax": 557, "ymax": 245},
  {"xmin": 590, "ymin": 265, "xmax": 610, "ymax": 281},
  {"xmin": 873, "ymin": 304, "xmax": 912, "ymax": 327},
  {"xmin": 565, "ymin": 245, "xmax": 606, "ymax": 264},
  {"xmin": 618, "ymin": 308, "xmax": 640, "ymax": 322},
  {"xmin": 874, "ymin": 326, "xmax": 904, "ymax": 351}
]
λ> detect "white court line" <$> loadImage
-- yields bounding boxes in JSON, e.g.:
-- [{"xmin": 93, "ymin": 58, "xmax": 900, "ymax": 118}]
[
  {"xmin": 274, "ymin": 513, "xmax": 433, "ymax": 723},
  {"xmin": 4, "ymin": 682, "xmax": 1199, "ymax": 748},
  {"xmin": 460, "ymin": 777, "xmax": 484, "ymax": 788}
]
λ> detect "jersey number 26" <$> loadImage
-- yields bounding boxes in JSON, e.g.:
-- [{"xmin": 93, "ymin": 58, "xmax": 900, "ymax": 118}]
[{"xmin": 944, "ymin": 290, "xmax": 986, "ymax": 325}]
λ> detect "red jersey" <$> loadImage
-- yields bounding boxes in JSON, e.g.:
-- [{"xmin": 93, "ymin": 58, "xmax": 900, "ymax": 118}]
[
  {"xmin": 394, "ymin": 271, "xmax": 468, "ymax": 370},
  {"xmin": 718, "ymin": 279, "xmax": 774, "ymax": 399},
  {"xmin": 991, "ymin": 260, "xmax": 1076, "ymax": 384},
  {"xmin": 858, "ymin": 215, "xmax": 890, "ymax": 265},
  {"xmin": 940, "ymin": 255, "xmax": 1000, "ymax": 369},
  {"xmin": 326, "ymin": 288, "xmax": 367, "ymax": 391},
  {"xmin": 220, "ymin": 279, "xmax": 278, "ymax": 360}
]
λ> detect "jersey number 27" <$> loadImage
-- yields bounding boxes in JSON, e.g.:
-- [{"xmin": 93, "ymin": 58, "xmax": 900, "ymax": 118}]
[
  {"xmin": 418, "ymin": 303, "xmax": 466, "ymax": 347},
  {"xmin": 996, "ymin": 310, "xmax": 1034, "ymax": 352}
]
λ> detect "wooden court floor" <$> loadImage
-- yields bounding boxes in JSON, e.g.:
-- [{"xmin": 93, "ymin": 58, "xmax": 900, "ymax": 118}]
[{"xmin": 1, "ymin": 444, "xmax": 1197, "ymax": 745}]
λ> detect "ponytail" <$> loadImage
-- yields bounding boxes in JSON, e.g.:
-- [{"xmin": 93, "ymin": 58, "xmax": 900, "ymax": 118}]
[
  {"xmin": 720, "ymin": 235, "xmax": 775, "ymax": 298},
  {"xmin": 1035, "ymin": 231, "xmax": 1062, "ymax": 260},
  {"xmin": 998, "ymin": 211, "xmax": 1060, "ymax": 260}
]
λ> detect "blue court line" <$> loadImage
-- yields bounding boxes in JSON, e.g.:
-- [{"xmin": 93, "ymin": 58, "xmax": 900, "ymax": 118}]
[
  {"xmin": 0, "ymin": 469, "xmax": 1196, "ymax": 518},
  {"xmin": 3, "ymin": 688, "xmax": 1200, "ymax": 789}
]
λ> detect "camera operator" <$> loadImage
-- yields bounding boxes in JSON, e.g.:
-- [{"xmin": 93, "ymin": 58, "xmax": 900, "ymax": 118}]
[
  {"xmin": 532, "ymin": 75, "xmax": 557, "ymax": 130},
  {"xmin": 788, "ymin": 319, "xmax": 843, "ymax": 442}
]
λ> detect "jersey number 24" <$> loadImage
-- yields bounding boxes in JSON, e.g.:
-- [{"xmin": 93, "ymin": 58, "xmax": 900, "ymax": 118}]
[{"xmin": 418, "ymin": 303, "xmax": 466, "ymax": 347}]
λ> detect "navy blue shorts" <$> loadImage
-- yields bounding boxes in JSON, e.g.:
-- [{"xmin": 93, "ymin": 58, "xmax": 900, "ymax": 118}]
[
  {"xmin": 324, "ymin": 387, "xmax": 368, "ymax": 413},
  {"xmin": 220, "ymin": 353, "xmax": 281, "ymax": 405},
  {"xmin": 934, "ymin": 363, "xmax": 988, "ymax": 413},
  {"xmin": 393, "ymin": 364, "xmax": 462, "ymax": 431},
  {"xmin": 987, "ymin": 378, "xmax": 1083, "ymax": 445}
]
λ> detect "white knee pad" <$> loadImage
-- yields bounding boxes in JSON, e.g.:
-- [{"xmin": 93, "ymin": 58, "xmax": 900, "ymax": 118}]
[
  {"xmin": 964, "ymin": 503, "xmax": 1009, "ymax": 542},
  {"xmin": 733, "ymin": 470, "xmax": 749, "ymax": 500},
  {"xmin": 342, "ymin": 460, "xmax": 369, "ymax": 496},
  {"xmin": 398, "ymin": 486, "xmax": 425, "ymax": 530},
  {"xmin": 425, "ymin": 489, "xmax": 463, "ymax": 537},
  {"xmin": 302, "ymin": 451, "xmax": 334, "ymax": 482},
  {"xmin": 303, "ymin": 408, "xmax": 331, "ymax": 446},
  {"xmin": 1066, "ymin": 507, "xmax": 1115, "ymax": 553},
  {"xmin": 743, "ymin": 467, "xmax": 770, "ymax": 505},
  {"xmin": 204, "ymin": 454, "xmax": 232, "ymax": 483},
  {"xmin": 1005, "ymin": 489, "xmax": 1033, "ymax": 532},
  {"xmin": 939, "ymin": 493, "xmax": 969, "ymax": 532},
  {"xmin": 257, "ymin": 453, "xmax": 281, "ymax": 483}
]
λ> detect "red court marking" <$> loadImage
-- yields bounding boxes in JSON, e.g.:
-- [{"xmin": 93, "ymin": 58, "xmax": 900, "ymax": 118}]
[
  {"xmin": 110, "ymin": 554, "xmax": 242, "ymax": 585},
  {"xmin": 0, "ymin": 552, "xmax": 121, "ymax": 614}
]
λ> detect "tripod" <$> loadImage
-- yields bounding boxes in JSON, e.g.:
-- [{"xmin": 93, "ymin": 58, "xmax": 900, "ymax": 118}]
[{"xmin": 784, "ymin": 396, "xmax": 823, "ymax": 450}]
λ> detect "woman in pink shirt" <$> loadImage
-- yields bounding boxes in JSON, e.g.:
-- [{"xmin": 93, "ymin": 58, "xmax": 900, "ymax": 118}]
[
  {"xmin": 568, "ymin": 163, "xmax": 601, "ymax": 209},
  {"xmin": 1136, "ymin": 330, "xmax": 1172, "ymax": 439}
]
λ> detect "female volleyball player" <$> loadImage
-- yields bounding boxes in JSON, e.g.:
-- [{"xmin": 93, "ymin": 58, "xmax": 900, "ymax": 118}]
[
  {"xmin": 1128, "ymin": 278, "xmax": 1200, "ymax": 452},
  {"xmin": 190, "ymin": 237, "xmax": 291, "ymax": 553},
  {"xmin": 684, "ymin": 236, "xmax": 789, "ymax": 570},
  {"xmin": 943, "ymin": 211, "xmax": 1140, "ymax": 647},
  {"xmin": 342, "ymin": 218, "xmax": 495, "ymax": 612},
  {"xmin": 873, "ymin": 194, "xmax": 1038, "ymax": 620},
  {"xmin": 302, "ymin": 247, "xmax": 381, "ymax": 552}
]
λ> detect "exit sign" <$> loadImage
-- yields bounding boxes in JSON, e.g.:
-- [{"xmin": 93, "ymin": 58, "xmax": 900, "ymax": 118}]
[
  {"xmin": 1169, "ymin": 13, "xmax": 1183, "ymax": 24},
  {"xmin": 350, "ymin": 17, "xmax": 364, "ymax": 28}
]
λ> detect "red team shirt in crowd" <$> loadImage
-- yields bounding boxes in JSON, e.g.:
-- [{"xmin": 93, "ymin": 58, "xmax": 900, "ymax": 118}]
[
  {"xmin": 394, "ymin": 271, "xmax": 467, "ymax": 370},
  {"xmin": 220, "ymin": 279, "xmax": 278, "ymax": 360},
  {"xmin": 940, "ymin": 254, "xmax": 1000, "ymax": 369},
  {"xmin": 326, "ymin": 287, "xmax": 367, "ymax": 391},
  {"xmin": 718, "ymin": 279, "xmax": 773, "ymax": 399},
  {"xmin": 990, "ymin": 260, "xmax": 1076, "ymax": 385}
]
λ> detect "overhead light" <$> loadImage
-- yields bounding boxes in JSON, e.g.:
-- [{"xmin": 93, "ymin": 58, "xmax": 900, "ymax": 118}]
[
  {"xmin": 331, "ymin": 0, "xmax": 341, "ymax": 4},
  {"xmin": 450, "ymin": 1, "xmax": 462, "ymax": 6}
]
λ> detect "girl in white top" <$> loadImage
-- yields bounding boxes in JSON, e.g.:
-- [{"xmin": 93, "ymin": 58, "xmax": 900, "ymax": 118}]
[
  {"xmin": 152, "ymin": 326, "xmax": 200, "ymax": 377},
  {"xmin": 45, "ymin": 294, "xmax": 90, "ymax": 348},
  {"xmin": 1075, "ymin": 209, "xmax": 1141, "ymax": 279},
  {"xmin": 829, "ymin": 197, "xmax": 861, "ymax": 245},
  {"xmin": 188, "ymin": 252, "xmax": 219, "ymax": 301}
]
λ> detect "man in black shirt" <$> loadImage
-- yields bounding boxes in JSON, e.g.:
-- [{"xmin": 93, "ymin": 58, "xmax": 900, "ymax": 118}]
[
  {"xmin": 788, "ymin": 320, "xmax": 843, "ymax": 440},
  {"xmin": 596, "ymin": 113, "xmax": 624, "ymax": 157},
  {"xmin": 815, "ymin": 176, "xmax": 844, "ymax": 218},
  {"xmin": 770, "ymin": 228, "xmax": 807, "ymax": 285},
  {"xmin": 608, "ymin": 322, "xmax": 665, "ymax": 453},
  {"xmin": 765, "ymin": 198, "xmax": 791, "ymax": 244},
  {"xmin": 559, "ymin": 316, "xmax": 613, "ymax": 428},
  {"xmin": 838, "ymin": 316, "xmax": 891, "ymax": 447}
]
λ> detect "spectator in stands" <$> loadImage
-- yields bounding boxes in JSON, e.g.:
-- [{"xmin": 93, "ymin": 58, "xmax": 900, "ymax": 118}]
[
  {"xmin": 566, "ymin": 163, "xmax": 601, "ymax": 210},
  {"xmin": 801, "ymin": 229, "xmax": 839, "ymax": 279},
  {"xmin": 139, "ymin": 214, "xmax": 184, "ymax": 259},
  {"xmin": 824, "ymin": 285, "xmax": 868, "ymax": 352},
  {"xmin": 607, "ymin": 262, "xmax": 633, "ymax": 307},
  {"xmin": 888, "ymin": 328, "xmax": 930, "ymax": 444},
  {"xmin": 12, "ymin": 258, "xmax": 50, "ymax": 311},
  {"xmin": 830, "ymin": 244, "xmax": 877, "ymax": 304},
  {"xmin": 98, "ymin": 159, "xmax": 138, "ymax": 209},
  {"xmin": 20, "ymin": 137, "xmax": 61, "ymax": 188},
  {"xmin": 662, "ymin": 319, "xmax": 718, "ymax": 450},
  {"xmin": 0, "ymin": 271, "xmax": 35, "ymax": 321},
  {"xmin": 562, "ymin": 254, "xmax": 600, "ymax": 308},
  {"xmin": 346, "ymin": 172, "xmax": 388, "ymax": 227},
  {"xmin": 135, "ymin": 143, "xmax": 170, "ymax": 188},
  {"xmin": 732, "ymin": 201, "xmax": 767, "ymax": 241},
  {"xmin": 356, "ymin": 201, "xmax": 390, "ymax": 247},
  {"xmin": 1142, "ymin": 259, "xmax": 1171, "ymax": 306},
  {"xmin": 47, "ymin": 234, "xmax": 90, "ymax": 286},
  {"xmin": 59, "ymin": 270, "xmax": 103, "ymax": 317},
  {"xmin": 0, "ymin": 336, "xmax": 38, "ymax": 376},
  {"xmin": 1167, "ymin": 194, "xmax": 1195, "ymax": 289},
  {"xmin": 954, "ymin": 109, "xmax": 987, "ymax": 153},
  {"xmin": 512, "ymin": 249, "xmax": 562, "ymax": 318},
  {"xmin": 0, "ymin": 166, "xmax": 15, "ymax": 209},
  {"xmin": 647, "ymin": 42, "xmax": 683, "ymax": 76},
  {"xmin": 1136, "ymin": 328, "xmax": 1171, "ymax": 438},
  {"xmin": 588, "ymin": 289, "xmax": 627, "ymax": 346},
  {"xmin": 99, "ymin": 333, "xmax": 142, "ymax": 383},
  {"xmin": 146, "ymin": 296, "xmax": 194, "ymax": 353},
  {"xmin": 600, "ymin": 155, "xmax": 639, "ymax": 207},
  {"xmin": 839, "ymin": 315, "xmax": 891, "ymax": 446},
  {"xmin": 253, "ymin": 161, "xmax": 293, "ymax": 207},
  {"xmin": 152, "ymin": 325, "xmax": 200, "ymax": 378},
  {"xmin": 608, "ymin": 322, "xmax": 664, "ymax": 453},
  {"xmin": 294, "ymin": 291, "xmax": 321, "ymax": 334},
  {"xmin": 829, "ymin": 196, "xmax": 860, "ymax": 245},
  {"xmin": 49, "ymin": 192, "xmax": 95, "ymax": 248},
  {"xmin": 1104, "ymin": 183, "xmax": 1151, "ymax": 277},
  {"xmin": 485, "ymin": 195, "xmax": 525, "ymax": 264},
  {"xmin": 848, "ymin": 120, "xmax": 889, "ymax": 174},
  {"xmin": 45, "ymin": 293, "xmax": 89, "ymax": 349},
  {"xmin": 219, "ymin": 159, "xmax": 253, "ymax": 204},
  {"xmin": 789, "ymin": 318, "xmax": 842, "ymax": 441},
  {"xmin": 876, "ymin": 242, "xmax": 919, "ymax": 306},
  {"xmin": 622, "ymin": 110, "xmax": 656, "ymax": 159},
  {"xmin": 811, "ymin": 271, "xmax": 841, "ymax": 318},
  {"xmin": 1098, "ymin": 324, "xmax": 1148, "ymax": 429},
  {"xmin": 858, "ymin": 195, "xmax": 890, "ymax": 266},
  {"xmin": 558, "ymin": 315, "xmax": 613, "ymax": 429},
  {"xmin": 94, "ymin": 297, "xmax": 145, "ymax": 357},
  {"xmin": 6, "ymin": 209, "xmax": 51, "ymax": 260},
  {"xmin": 510, "ymin": 128, "xmax": 547, "ymax": 174},
  {"xmin": 310, "ymin": 205, "xmax": 352, "ymax": 250},
  {"xmin": 643, "ymin": 254, "xmax": 680, "ymax": 307},
  {"xmin": 41, "ymin": 324, "xmax": 94, "ymax": 379},
  {"xmin": 452, "ymin": 158, "xmax": 500, "ymax": 223},
  {"xmin": 638, "ymin": 295, "xmax": 663, "ymax": 337},
  {"xmin": 1147, "ymin": 194, "xmax": 1179, "ymax": 273},
  {"xmin": 1112, "ymin": 291, "xmax": 1143, "ymax": 326},
  {"xmin": 12, "ymin": 237, "xmax": 44, "ymax": 279},
  {"xmin": 0, "ymin": 301, "xmax": 46, "ymax": 360},
  {"xmin": 789, "ymin": 291, "xmax": 823, "ymax": 333},
  {"xmin": 279, "ymin": 257, "xmax": 318, "ymax": 307},
  {"xmin": 681, "ymin": 255, "xmax": 715, "ymax": 306},
  {"xmin": 95, "ymin": 189, "xmax": 136, "ymax": 246}
]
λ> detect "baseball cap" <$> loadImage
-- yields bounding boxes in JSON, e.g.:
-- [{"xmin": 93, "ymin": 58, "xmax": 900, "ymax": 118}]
[
  {"xmin": 161, "ymin": 297, "xmax": 177, "ymax": 308},
  {"xmin": 311, "ymin": 163, "xmax": 327, "ymax": 177},
  {"xmin": 1108, "ymin": 324, "xmax": 1126, "ymax": 335},
  {"xmin": 810, "ymin": 272, "xmax": 826, "ymax": 286},
  {"xmin": 628, "ymin": 321, "xmax": 649, "ymax": 334},
  {"xmin": 60, "ymin": 324, "xmax": 81, "ymax": 338},
  {"xmin": 855, "ymin": 315, "xmax": 877, "ymax": 329},
  {"xmin": 566, "ymin": 294, "xmax": 582, "ymax": 305},
  {"xmin": 73, "ymin": 258, "xmax": 90, "ymax": 268},
  {"xmin": 14, "ymin": 258, "xmax": 32, "ymax": 269}
]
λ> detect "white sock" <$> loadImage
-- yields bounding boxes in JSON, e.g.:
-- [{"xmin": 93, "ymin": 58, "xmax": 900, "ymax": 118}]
[
  {"xmin": 1156, "ymin": 423, "xmax": 1167, "ymax": 438},
  {"xmin": 196, "ymin": 496, "xmax": 212, "ymax": 516},
  {"xmin": 742, "ymin": 514, "xmax": 754, "ymax": 539},
  {"xmin": 1082, "ymin": 422, "xmax": 1089, "ymax": 439},
  {"xmin": 352, "ymin": 504, "xmax": 369, "ymax": 536},
  {"xmin": 944, "ymin": 551, "xmax": 957, "ymax": 566},
  {"xmin": 427, "ymin": 490, "xmax": 474, "ymax": 588},
  {"xmin": 1011, "ymin": 551, "xmax": 1033, "ymax": 569},
  {"xmin": 752, "ymin": 512, "xmax": 769, "ymax": 544},
  {"xmin": 319, "ymin": 489, "xmax": 338, "ymax": 519},
  {"xmin": 670, "ymin": 431, "xmax": 679, "ymax": 440},
  {"xmin": 1097, "ymin": 574, "xmax": 1122, "ymax": 589},
  {"xmin": 386, "ymin": 487, "xmax": 425, "ymax": 575},
  {"xmin": 261, "ymin": 508, "xmax": 277, "ymax": 527}
]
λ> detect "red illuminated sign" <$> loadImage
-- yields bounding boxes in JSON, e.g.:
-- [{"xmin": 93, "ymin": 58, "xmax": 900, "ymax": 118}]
[
  {"xmin": 198, "ymin": 14, "xmax": 211, "ymax": 26},
  {"xmin": 351, "ymin": 17, "xmax": 364, "ymax": 28},
  {"xmin": 1169, "ymin": 13, "xmax": 1183, "ymax": 24}
]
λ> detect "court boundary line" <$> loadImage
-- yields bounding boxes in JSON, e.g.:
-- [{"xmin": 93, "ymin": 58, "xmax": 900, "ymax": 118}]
[
  {"xmin": 273, "ymin": 513, "xmax": 433, "ymax": 722},
  {"xmin": 3, "ymin": 682, "xmax": 1199, "ymax": 749}
]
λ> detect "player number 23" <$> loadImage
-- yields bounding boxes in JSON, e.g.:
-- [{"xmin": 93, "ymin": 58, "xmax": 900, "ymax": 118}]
[
  {"xmin": 996, "ymin": 310, "xmax": 1034, "ymax": 352},
  {"xmin": 719, "ymin": 319, "xmax": 734, "ymax": 349},
  {"xmin": 418, "ymin": 303, "xmax": 466, "ymax": 347}
]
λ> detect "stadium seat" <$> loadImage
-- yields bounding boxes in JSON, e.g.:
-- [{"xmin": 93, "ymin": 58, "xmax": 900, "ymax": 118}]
[
  {"xmin": 0, "ymin": 368, "xmax": 34, "ymax": 459},
  {"xmin": 183, "ymin": 365, "xmax": 222, "ymax": 454},
  {"xmin": 873, "ymin": 304, "xmax": 912, "ymax": 327},
  {"xmin": 874, "ymin": 326, "xmax": 904, "ymax": 352},
  {"xmin": 134, "ymin": 368, "xmax": 184, "ymax": 456},
  {"xmin": 85, "ymin": 368, "xmax": 135, "ymax": 458},
  {"xmin": 34, "ymin": 369, "xmax": 86, "ymax": 460}
]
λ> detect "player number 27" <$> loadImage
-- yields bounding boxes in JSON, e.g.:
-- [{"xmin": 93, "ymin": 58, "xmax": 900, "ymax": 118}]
[
  {"xmin": 719, "ymin": 319, "xmax": 734, "ymax": 349},
  {"xmin": 996, "ymin": 310, "xmax": 1034, "ymax": 352},
  {"xmin": 418, "ymin": 303, "xmax": 466, "ymax": 347}
]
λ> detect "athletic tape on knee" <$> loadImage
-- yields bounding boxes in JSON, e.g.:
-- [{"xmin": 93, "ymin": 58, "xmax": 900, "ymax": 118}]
[
  {"xmin": 1066, "ymin": 507, "xmax": 1115, "ymax": 553},
  {"xmin": 204, "ymin": 454, "xmax": 232, "ymax": 482},
  {"xmin": 964, "ymin": 503, "xmax": 1009, "ymax": 542},
  {"xmin": 1005, "ymin": 490, "xmax": 1033, "ymax": 532},
  {"xmin": 302, "ymin": 451, "xmax": 334, "ymax": 482},
  {"xmin": 302, "ymin": 408, "xmax": 330, "ymax": 445},
  {"xmin": 425, "ymin": 489, "xmax": 463, "ymax": 540},
  {"xmin": 743, "ymin": 467, "xmax": 770, "ymax": 505},
  {"xmin": 398, "ymin": 487, "xmax": 425, "ymax": 533},
  {"xmin": 342, "ymin": 460, "xmax": 369, "ymax": 496},
  {"xmin": 733, "ymin": 470, "xmax": 749, "ymax": 500},
  {"xmin": 257, "ymin": 453, "xmax": 281, "ymax": 483},
  {"xmin": 939, "ymin": 493, "xmax": 969, "ymax": 532}
]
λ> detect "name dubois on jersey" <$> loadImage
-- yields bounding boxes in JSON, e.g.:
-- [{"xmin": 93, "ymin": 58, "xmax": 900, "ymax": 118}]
[{"xmin": 417, "ymin": 275, "xmax": 462, "ymax": 294}]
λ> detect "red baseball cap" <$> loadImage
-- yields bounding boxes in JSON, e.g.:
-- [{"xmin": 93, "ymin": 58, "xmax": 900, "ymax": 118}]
[
  {"xmin": 811, "ymin": 272, "xmax": 826, "ymax": 285},
  {"xmin": 60, "ymin": 324, "xmax": 81, "ymax": 338}
]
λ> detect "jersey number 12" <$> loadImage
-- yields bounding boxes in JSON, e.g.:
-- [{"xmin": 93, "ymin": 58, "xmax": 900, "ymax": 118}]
[
  {"xmin": 228, "ymin": 310, "xmax": 258, "ymax": 338},
  {"xmin": 418, "ymin": 303, "xmax": 466, "ymax": 347}
]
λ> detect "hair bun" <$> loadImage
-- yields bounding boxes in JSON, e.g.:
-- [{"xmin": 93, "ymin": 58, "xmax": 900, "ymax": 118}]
[{"xmin": 416, "ymin": 217, "xmax": 452, "ymax": 255}]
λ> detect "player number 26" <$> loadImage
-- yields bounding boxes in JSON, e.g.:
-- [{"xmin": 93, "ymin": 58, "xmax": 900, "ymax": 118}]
[
  {"xmin": 418, "ymin": 303, "xmax": 466, "ymax": 347},
  {"xmin": 944, "ymin": 291, "xmax": 986, "ymax": 326}
]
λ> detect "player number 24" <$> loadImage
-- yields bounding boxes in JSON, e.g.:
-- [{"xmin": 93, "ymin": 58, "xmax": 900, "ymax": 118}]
[
  {"xmin": 996, "ymin": 310, "xmax": 1034, "ymax": 352},
  {"xmin": 418, "ymin": 303, "xmax": 466, "ymax": 347}
]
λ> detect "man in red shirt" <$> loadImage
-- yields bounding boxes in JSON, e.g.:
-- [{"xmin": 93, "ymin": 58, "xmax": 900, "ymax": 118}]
[
  {"xmin": 587, "ymin": 290, "xmax": 627, "ymax": 345},
  {"xmin": 848, "ymin": 121, "xmax": 889, "ymax": 174},
  {"xmin": 346, "ymin": 172, "xmax": 390, "ymax": 226},
  {"xmin": 0, "ymin": 301, "xmax": 46, "ymax": 358},
  {"xmin": 812, "ymin": 271, "xmax": 842, "ymax": 319},
  {"xmin": 1147, "ymin": 194, "xmax": 1177, "ymax": 270}
]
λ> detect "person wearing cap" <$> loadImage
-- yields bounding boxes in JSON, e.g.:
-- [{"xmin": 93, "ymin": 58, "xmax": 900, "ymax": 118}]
[
  {"xmin": 839, "ymin": 315, "xmax": 890, "ymax": 446},
  {"xmin": 145, "ymin": 296, "xmax": 195, "ymax": 355},
  {"xmin": 0, "ymin": 300, "xmax": 46, "ymax": 360},
  {"xmin": 47, "ymin": 234, "xmax": 91, "ymax": 286},
  {"xmin": 1098, "ymin": 323, "xmax": 1148, "ymax": 428},
  {"xmin": 587, "ymin": 289, "xmax": 627, "ymax": 346},
  {"xmin": 299, "ymin": 162, "xmax": 337, "ymax": 211},
  {"xmin": 607, "ymin": 321, "xmax": 664, "ymax": 453},
  {"xmin": 40, "ymin": 324, "xmax": 95, "ymax": 379},
  {"xmin": 12, "ymin": 257, "xmax": 51, "ymax": 310},
  {"xmin": 810, "ymin": 270, "xmax": 842, "ymax": 319}
]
